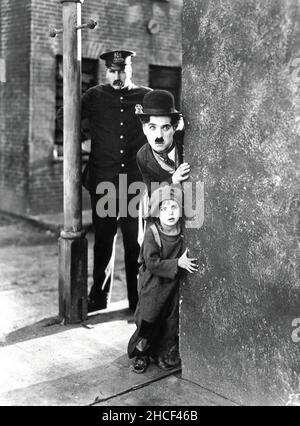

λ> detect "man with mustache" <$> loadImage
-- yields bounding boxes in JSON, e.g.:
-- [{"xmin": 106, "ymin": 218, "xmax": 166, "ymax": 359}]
[
  {"xmin": 58, "ymin": 50, "xmax": 151, "ymax": 313},
  {"xmin": 135, "ymin": 90, "xmax": 190, "ymax": 197}
]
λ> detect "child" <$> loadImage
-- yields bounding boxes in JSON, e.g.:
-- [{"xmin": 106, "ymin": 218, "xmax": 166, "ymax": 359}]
[{"xmin": 128, "ymin": 184, "xmax": 198, "ymax": 373}]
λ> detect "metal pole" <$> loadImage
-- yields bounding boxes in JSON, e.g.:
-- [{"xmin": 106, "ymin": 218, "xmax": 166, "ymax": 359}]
[{"xmin": 58, "ymin": 0, "xmax": 87, "ymax": 323}]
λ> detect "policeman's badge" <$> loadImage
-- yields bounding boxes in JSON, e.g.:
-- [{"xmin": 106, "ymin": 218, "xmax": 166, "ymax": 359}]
[
  {"xmin": 135, "ymin": 104, "xmax": 143, "ymax": 115},
  {"xmin": 113, "ymin": 51, "xmax": 124, "ymax": 64}
]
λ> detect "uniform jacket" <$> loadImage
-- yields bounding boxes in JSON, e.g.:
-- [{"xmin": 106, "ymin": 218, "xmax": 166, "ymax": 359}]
[{"xmin": 57, "ymin": 83, "xmax": 151, "ymax": 193}]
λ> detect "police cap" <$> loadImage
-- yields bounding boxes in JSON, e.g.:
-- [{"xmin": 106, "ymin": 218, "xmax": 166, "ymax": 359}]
[{"xmin": 99, "ymin": 50, "xmax": 136, "ymax": 70}]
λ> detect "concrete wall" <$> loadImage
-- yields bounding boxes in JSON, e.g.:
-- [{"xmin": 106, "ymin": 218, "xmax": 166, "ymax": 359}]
[{"xmin": 180, "ymin": 0, "xmax": 300, "ymax": 405}]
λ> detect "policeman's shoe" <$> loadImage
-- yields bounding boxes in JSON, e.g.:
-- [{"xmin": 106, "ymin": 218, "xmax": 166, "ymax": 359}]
[{"xmin": 87, "ymin": 297, "xmax": 107, "ymax": 313}]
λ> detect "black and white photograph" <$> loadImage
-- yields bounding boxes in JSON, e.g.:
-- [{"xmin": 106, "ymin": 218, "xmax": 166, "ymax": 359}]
[{"xmin": 0, "ymin": 0, "xmax": 299, "ymax": 409}]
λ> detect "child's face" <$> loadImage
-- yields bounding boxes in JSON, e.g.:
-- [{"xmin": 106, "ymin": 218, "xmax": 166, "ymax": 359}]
[{"xmin": 159, "ymin": 200, "xmax": 181, "ymax": 228}]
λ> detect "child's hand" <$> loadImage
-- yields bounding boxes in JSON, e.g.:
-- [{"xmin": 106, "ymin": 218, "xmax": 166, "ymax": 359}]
[{"xmin": 178, "ymin": 248, "xmax": 198, "ymax": 273}]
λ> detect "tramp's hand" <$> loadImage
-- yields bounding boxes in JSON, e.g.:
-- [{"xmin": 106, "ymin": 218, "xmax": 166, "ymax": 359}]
[
  {"xmin": 178, "ymin": 248, "xmax": 198, "ymax": 274},
  {"xmin": 172, "ymin": 163, "xmax": 190, "ymax": 184}
]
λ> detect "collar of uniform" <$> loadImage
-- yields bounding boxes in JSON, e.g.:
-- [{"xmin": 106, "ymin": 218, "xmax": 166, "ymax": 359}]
[
  {"xmin": 126, "ymin": 82, "xmax": 135, "ymax": 91},
  {"xmin": 106, "ymin": 82, "xmax": 135, "ymax": 93}
]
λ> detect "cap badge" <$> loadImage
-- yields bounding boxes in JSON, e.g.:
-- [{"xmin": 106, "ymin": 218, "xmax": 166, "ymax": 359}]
[
  {"xmin": 135, "ymin": 104, "xmax": 143, "ymax": 114},
  {"xmin": 113, "ymin": 51, "xmax": 124, "ymax": 64}
]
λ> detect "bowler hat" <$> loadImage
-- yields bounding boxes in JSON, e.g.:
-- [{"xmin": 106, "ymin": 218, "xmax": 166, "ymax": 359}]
[
  {"xmin": 99, "ymin": 50, "xmax": 136, "ymax": 69},
  {"xmin": 150, "ymin": 183, "xmax": 183, "ymax": 218},
  {"xmin": 136, "ymin": 89, "xmax": 181, "ymax": 118}
]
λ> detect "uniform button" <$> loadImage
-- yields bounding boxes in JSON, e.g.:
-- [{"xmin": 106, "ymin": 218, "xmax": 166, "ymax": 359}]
[
  {"xmin": 120, "ymin": 96, "xmax": 123, "ymax": 100},
  {"xmin": 121, "ymin": 163, "xmax": 125, "ymax": 167},
  {"xmin": 120, "ymin": 109, "xmax": 124, "ymax": 112},
  {"xmin": 120, "ymin": 149, "xmax": 124, "ymax": 154},
  {"xmin": 120, "ymin": 135, "xmax": 124, "ymax": 139},
  {"xmin": 120, "ymin": 122, "xmax": 123, "ymax": 126}
]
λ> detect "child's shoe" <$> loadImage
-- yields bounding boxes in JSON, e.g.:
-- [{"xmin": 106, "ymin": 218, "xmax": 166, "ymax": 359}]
[{"xmin": 131, "ymin": 356, "xmax": 150, "ymax": 374}]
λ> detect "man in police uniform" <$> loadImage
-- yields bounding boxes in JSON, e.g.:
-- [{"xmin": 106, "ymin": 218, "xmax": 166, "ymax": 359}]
[{"xmin": 75, "ymin": 50, "xmax": 151, "ymax": 312}]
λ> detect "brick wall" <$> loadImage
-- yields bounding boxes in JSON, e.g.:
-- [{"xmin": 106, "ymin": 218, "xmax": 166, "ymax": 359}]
[
  {"xmin": 0, "ymin": 0, "xmax": 183, "ymax": 215},
  {"xmin": 0, "ymin": 0, "xmax": 31, "ymax": 214}
]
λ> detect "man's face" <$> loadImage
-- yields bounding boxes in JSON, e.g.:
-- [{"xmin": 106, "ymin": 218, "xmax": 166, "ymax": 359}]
[
  {"xmin": 143, "ymin": 116, "xmax": 175, "ymax": 152},
  {"xmin": 106, "ymin": 64, "xmax": 132, "ymax": 90}
]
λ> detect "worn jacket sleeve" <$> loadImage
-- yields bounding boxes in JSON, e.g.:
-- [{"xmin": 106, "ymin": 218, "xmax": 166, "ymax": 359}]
[{"xmin": 143, "ymin": 228, "xmax": 178, "ymax": 279}]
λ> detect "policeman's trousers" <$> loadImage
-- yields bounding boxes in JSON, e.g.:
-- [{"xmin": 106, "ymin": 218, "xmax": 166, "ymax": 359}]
[{"xmin": 89, "ymin": 192, "xmax": 139, "ymax": 311}]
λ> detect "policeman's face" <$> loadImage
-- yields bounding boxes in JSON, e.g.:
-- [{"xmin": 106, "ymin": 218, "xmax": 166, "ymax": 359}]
[
  {"xmin": 143, "ymin": 116, "xmax": 175, "ymax": 152},
  {"xmin": 106, "ymin": 64, "xmax": 132, "ymax": 90},
  {"xmin": 159, "ymin": 200, "xmax": 181, "ymax": 228}
]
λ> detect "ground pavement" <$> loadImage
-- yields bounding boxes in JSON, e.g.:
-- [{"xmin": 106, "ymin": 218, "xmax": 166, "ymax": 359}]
[{"xmin": 0, "ymin": 212, "xmax": 236, "ymax": 406}]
